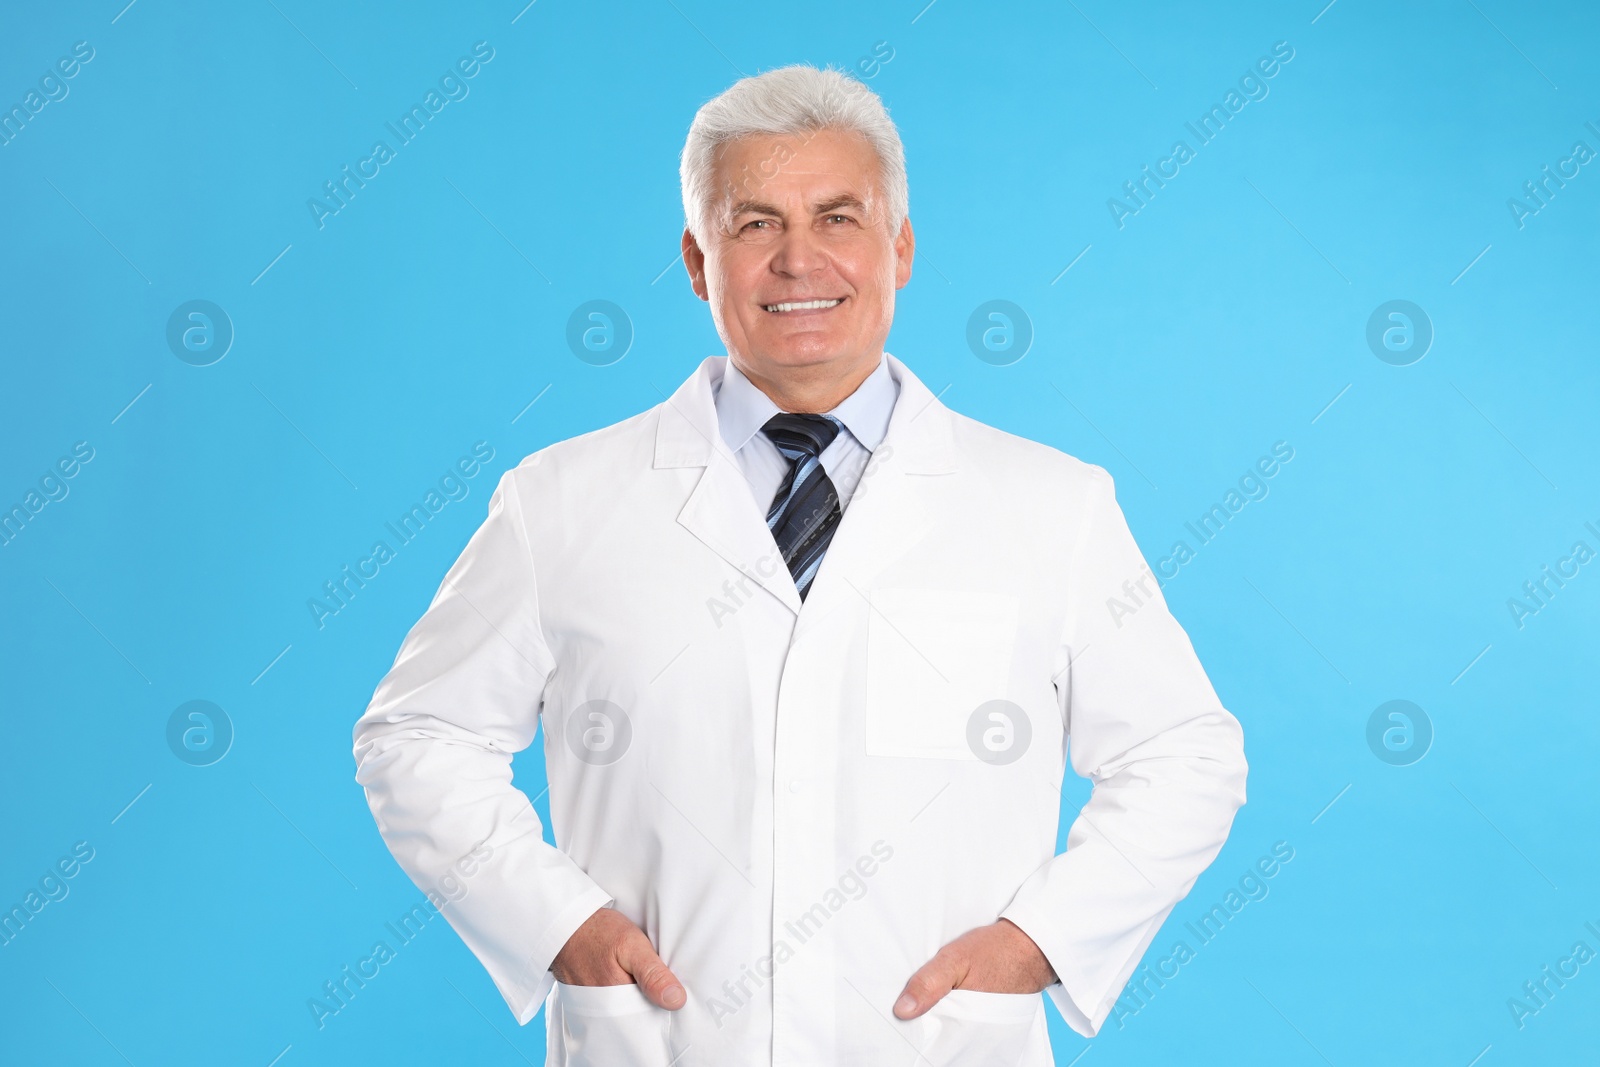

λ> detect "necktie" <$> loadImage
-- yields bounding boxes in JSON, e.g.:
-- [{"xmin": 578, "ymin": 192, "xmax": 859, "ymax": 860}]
[{"xmin": 761, "ymin": 413, "xmax": 844, "ymax": 601}]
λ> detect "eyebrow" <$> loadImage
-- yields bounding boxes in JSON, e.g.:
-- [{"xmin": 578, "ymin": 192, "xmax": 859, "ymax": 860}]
[
  {"xmin": 814, "ymin": 194, "xmax": 869, "ymax": 216},
  {"xmin": 728, "ymin": 194, "xmax": 871, "ymax": 219}
]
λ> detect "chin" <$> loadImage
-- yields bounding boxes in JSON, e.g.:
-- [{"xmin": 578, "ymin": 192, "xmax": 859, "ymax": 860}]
[{"xmin": 757, "ymin": 337, "xmax": 853, "ymax": 367}]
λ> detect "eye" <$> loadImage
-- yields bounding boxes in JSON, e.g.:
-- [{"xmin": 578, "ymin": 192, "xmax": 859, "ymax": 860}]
[
  {"xmin": 825, "ymin": 214, "xmax": 852, "ymax": 224},
  {"xmin": 742, "ymin": 219, "xmax": 773, "ymax": 231}
]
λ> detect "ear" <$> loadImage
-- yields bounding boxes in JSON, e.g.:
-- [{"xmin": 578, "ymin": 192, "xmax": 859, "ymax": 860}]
[
  {"xmin": 682, "ymin": 228, "xmax": 709, "ymax": 302},
  {"xmin": 893, "ymin": 216, "xmax": 914, "ymax": 290}
]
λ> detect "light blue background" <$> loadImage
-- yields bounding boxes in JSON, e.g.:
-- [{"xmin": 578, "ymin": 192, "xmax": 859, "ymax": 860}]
[{"xmin": 2, "ymin": 0, "xmax": 1596, "ymax": 1063}]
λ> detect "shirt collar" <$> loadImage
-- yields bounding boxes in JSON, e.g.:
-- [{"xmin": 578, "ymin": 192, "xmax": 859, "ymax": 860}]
[{"xmin": 715, "ymin": 354, "xmax": 898, "ymax": 455}]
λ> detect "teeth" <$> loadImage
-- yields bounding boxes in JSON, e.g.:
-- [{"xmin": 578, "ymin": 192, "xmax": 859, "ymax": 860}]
[{"xmin": 763, "ymin": 299, "xmax": 842, "ymax": 312}]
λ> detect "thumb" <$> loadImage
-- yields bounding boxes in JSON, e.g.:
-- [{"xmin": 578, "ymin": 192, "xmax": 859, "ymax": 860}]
[
  {"xmin": 618, "ymin": 932, "xmax": 687, "ymax": 1011},
  {"xmin": 894, "ymin": 950, "xmax": 962, "ymax": 1020}
]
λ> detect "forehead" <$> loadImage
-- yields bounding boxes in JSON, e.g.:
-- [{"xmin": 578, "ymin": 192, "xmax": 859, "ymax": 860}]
[{"xmin": 712, "ymin": 127, "xmax": 879, "ymax": 205}]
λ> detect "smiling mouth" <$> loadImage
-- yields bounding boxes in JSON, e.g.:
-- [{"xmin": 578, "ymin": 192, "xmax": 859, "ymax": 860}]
[{"xmin": 762, "ymin": 298, "xmax": 843, "ymax": 313}]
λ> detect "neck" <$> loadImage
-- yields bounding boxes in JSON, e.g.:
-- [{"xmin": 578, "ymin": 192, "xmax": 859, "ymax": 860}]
[{"xmin": 734, "ymin": 352, "xmax": 880, "ymax": 413}]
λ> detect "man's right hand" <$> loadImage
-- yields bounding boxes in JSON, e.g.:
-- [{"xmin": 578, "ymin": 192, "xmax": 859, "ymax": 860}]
[{"xmin": 549, "ymin": 905, "xmax": 687, "ymax": 1010}]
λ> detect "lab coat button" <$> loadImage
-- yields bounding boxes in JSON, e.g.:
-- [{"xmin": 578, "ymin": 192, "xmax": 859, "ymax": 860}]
[{"xmin": 788, "ymin": 778, "xmax": 802, "ymax": 793}]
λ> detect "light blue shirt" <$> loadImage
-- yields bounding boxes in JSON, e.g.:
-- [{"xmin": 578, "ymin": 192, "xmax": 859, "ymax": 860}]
[{"xmin": 713, "ymin": 354, "xmax": 900, "ymax": 518}]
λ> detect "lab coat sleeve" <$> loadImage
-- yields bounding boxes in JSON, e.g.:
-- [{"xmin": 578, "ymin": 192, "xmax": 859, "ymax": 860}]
[
  {"xmin": 998, "ymin": 463, "xmax": 1248, "ymax": 1037},
  {"xmin": 353, "ymin": 467, "xmax": 614, "ymax": 1025}
]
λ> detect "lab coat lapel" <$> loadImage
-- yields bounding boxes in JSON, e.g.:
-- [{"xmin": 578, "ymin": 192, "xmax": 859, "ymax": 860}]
[
  {"xmin": 793, "ymin": 353, "xmax": 958, "ymax": 632},
  {"xmin": 656, "ymin": 357, "xmax": 804, "ymax": 615},
  {"xmin": 653, "ymin": 354, "xmax": 958, "ymax": 623}
]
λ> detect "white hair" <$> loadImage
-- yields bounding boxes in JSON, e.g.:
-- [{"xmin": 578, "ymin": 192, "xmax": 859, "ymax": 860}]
[{"xmin": 679, "ymin": 64, "xmax": 908, "ymax": 244}]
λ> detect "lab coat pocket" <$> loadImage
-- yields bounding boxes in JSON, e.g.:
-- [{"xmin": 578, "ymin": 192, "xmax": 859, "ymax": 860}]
[
  {"xmin": 915, "ymin": 989, "xmax": 1043, "ymax": 1067},
  {"xmin": 865, "ymin": 587, "xmax": 1020, "ymax": 760},
  {"xmin": 552, "ymin": 980, "xmax": 672, "ymax": 1067}
]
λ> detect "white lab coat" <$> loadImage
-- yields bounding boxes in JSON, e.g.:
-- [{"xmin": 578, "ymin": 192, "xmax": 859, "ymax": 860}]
[{"xmin": 353, "ymin": 354, "xmax": 1247, "ymax": 1066}]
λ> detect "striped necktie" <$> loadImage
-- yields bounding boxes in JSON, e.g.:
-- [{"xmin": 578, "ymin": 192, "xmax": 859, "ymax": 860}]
[{"xmin": 761, "ymin": 413, "xmax": 844, "ymax": 601}]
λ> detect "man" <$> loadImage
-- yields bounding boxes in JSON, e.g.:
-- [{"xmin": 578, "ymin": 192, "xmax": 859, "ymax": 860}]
[{"xmin": 354, "ymin": 64, "xmax": 1247, "ymax": 1065}]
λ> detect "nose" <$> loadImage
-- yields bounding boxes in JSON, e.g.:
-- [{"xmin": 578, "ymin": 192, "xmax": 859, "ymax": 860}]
[{"xmin": 769, "ymin": 222, "xmax": 827, "ymax": 279}]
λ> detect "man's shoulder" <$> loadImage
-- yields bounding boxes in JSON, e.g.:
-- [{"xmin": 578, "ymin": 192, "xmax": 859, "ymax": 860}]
[
  {"xmin": 505, "ymin": 405, "xmax": 660, "ymax": 483},
  {"xmin": 945, "ymin": 407, "xmax": 1111, "ymax": 492}
]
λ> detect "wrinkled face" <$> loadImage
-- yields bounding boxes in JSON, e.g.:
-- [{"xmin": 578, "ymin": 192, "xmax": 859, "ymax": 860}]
[{"xmin": 682, "ymin": 127, "xmax": 913, "ymax": 387}]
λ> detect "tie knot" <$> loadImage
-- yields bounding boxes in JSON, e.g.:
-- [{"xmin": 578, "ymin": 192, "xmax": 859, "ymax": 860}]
[{"xmin": 761, "ymin": 412, "xmax": 843, "ymax": 461}]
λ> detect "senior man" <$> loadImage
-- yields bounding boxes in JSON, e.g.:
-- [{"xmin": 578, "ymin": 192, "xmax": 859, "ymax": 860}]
[{"xmin": 354, "ymin": 64, "xmax": 1247, "ymax": 1065}]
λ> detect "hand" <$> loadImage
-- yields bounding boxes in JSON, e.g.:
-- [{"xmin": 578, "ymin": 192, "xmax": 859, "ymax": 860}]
[
  {"xmin": 893, "ymin": 919, "xmax": 1056, "ymax": 1020},
  {"xmin": 550, "ymin": 905, "xmax": 687, "ymax": 1010}
]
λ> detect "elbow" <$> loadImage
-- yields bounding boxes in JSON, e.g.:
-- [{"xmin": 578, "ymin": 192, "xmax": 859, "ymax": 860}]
[
  {"xmin": 351, "ymin": 706, "xmax": 407, "ymax": 786},
  {"xmin": 1229, "ymin": 746, "xmax": 1249, "ymax": 812},
  {"xmin": 352, "ymin": 709, "xmax": 382, "ymax": 778},
  {"xmin": 1182, "ymin": 707, "xmax": 1249, "ymax": 815},
  {"xmin": 1218, "ymin": 708, "xmax": 1249, "ymax": 810}
]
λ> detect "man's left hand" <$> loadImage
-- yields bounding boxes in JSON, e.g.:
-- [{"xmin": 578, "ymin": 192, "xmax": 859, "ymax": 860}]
[{"xmin": 893, "ymin": 919, "xmax": 1057, "ymax": 1019}]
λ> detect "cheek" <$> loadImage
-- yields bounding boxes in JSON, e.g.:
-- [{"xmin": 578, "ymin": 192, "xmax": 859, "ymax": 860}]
[
  {"xmin": 714, "ymin": 270, "xmax": 755, "ymax": 318},
  {"xmin": 712, "ymin": 248, "xmax": 762, "ymax": 296},
  {"xmin": 840, "ymin": 239, "xmax": 896, "ymax": 293},
  {"xmin": 698, "ymin": 255, "xmax": 734, "ymax": 305},
  {"xmin": 708, "ymin": 266, "xmax": 760, "ymax": 336},
  {"xmin": 844, "ymin": 257, "xmax": 896, "ymax": 313}
]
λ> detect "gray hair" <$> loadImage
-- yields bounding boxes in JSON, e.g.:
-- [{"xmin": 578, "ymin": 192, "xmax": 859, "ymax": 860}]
[{"xmin": 679, "ymin": 65, "xmax": 908, "ymax": 244}]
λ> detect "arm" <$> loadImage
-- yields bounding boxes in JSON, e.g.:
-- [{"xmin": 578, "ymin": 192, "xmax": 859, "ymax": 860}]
[
  {"xmin": 997, "ymin": 463, "xmax": 1249, "ymax": 1037},
  {"xmin": 352, "ymin": 467, "xmax": 614, "ymax": 1024}
]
